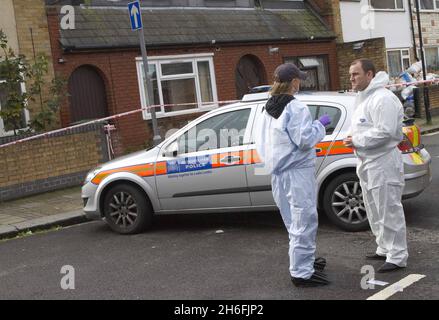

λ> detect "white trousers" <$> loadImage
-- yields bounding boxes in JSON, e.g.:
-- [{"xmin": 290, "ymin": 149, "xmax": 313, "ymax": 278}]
[
  {"xmin": 357, "ymin": 149, "xmax": 408, "ymax": 267},
  {"xmin": 272, "ymin": 166, "xmax": 318, "ymax": 279}
]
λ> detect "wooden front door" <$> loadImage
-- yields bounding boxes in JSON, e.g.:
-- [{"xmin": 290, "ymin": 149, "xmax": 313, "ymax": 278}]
[
  {"xmin": 235, "ymin": 55, "xmax": 266, "ymax": 99},
  {"xmin": 68, "ymin": 66, "xmax": 108, "ymax": 123}
]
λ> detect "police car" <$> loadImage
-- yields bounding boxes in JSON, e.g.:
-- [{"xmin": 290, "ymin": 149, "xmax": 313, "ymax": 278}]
[{"xmin": 82, "ymin": 91, "xmax": 432, "ymax": 234}]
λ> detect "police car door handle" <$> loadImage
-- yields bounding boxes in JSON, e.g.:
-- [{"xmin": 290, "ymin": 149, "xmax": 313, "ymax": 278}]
[{"xmin": 221, "ymin": 155, "xmax": 241, "ymax": 163}]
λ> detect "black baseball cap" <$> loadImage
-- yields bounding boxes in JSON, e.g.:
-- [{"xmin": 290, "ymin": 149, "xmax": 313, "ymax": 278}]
[{"xmin": 274, "ymin": 63, "xmax": 307, "ymax": 82}]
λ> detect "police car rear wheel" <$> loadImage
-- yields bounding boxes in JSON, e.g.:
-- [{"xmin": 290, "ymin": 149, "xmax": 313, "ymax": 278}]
[
  {"xmin": 323, "ymin": 173, "xmax": 369, "ymax": 232},
  {"xmin": 103, "ymin": 184, "xmax": 152, "ymax": 234}
]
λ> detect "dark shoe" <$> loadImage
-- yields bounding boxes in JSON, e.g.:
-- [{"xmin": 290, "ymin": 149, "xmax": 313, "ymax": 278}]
[
  {"xmin": 291, "ymin": 270, "xmax": 330, "ymax": 287},
  {"xmin": 365, "ymin": 253, "xmax": 386, "ymax": 260},
  {"xmin": 314, "ymin": 257, "xmax": 326, "ymax": 271},
  {"xmin": 377, "ymin": 262, "xmax": 405, "ymax": 273}
]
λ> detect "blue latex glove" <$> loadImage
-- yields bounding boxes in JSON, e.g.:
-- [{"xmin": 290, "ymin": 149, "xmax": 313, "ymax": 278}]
[{"xmin": 318, "ymin": 114, "xmax": 331, "ymax": 127}]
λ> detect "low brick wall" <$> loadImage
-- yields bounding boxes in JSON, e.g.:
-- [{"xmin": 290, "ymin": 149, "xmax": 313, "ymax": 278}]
[
  {"xmin": 417, "ymin": 85, "xmax": 439, "ymax": 118},
  {"xmin": 0, "ymin": 124, "xmax": 109, "ymax": 202}
]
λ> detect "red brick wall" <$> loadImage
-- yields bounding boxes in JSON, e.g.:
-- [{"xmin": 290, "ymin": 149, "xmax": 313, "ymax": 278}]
[
  {"xmin": 47, "ymin": 7, "xmax": 339, "ymax": 153},
  {"xmin": 212, "ymin": 41, "xmax": 339, "ymax": 100}
]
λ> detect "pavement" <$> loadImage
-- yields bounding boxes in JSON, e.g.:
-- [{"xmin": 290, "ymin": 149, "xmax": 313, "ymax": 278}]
[
  {"xmin": 0, "ymin": 115, "xmax": 439, "ymax": 240},
  {"xmin": 416, "ymin": 114, "xmax": 439, "ymax": 134},
  {"xmin": 0, "ymin": 186, "xmax": 87, "ymax": 239}
]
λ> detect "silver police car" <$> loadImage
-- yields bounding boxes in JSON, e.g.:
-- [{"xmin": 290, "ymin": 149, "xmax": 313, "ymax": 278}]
[{"xmin": 82, "ymin": 91, "xmax": 432, "ymax": 233}]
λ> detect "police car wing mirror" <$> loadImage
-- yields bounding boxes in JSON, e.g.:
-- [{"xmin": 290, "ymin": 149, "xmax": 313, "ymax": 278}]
[{"xmin": 164, "ymin": 142, "xmax": 179, "ymax": 158}]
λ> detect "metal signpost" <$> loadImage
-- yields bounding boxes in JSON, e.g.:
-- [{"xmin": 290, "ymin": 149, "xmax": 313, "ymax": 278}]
[{"xmin": 128, "ymin": 1, "xmax": 162, "ymax": 146}]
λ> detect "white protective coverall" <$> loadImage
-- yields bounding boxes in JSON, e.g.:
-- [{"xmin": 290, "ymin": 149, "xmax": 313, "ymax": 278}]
[
  {"xmin": 350, "ymin": 71, "xmax": 408, "ymax": 267},
  {"xmin": 255, "ymin": 98, "xmax": 325, "ymax": 279}
]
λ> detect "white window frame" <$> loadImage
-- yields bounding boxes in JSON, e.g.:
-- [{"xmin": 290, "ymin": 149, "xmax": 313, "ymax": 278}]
[
  {"xmin": 386, "ymin": 48, "xmax": 411, "ymax": 77},
  {"xmin": 401, "ymin": 48, "xmax": 411, "ymax": 70},
  {"xmin": 136, "ymin": 53, "xmax": 218, "ymax": 120},
  {"xmin": 417, "ymin": 46, "xmax": 439, "ymax": 71},
  {"xmin": 0, "ymin": 79, "xmax": 29, "ymax": 137},
  {"xmin": 369, "ymin": 0, "xmax": 405, "ymax": 11},
  {"xmin": 415, "ymin": 0, "xmax": 439, "ymax": 11}
]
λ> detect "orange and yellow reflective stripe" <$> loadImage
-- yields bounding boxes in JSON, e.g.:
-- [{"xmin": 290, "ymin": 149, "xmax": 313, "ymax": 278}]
[
  {"xmin": 211, "ymin": 150, "xmax": 245, "ymax": 168},
  {"xmin": 327, "ymin": 140, "xmax": 354, "ymax": 156},
  {"xmin": 315, "ymin": 141, "xmax": 354, "ymax": 157},
  {"xmin": 410, "ymin": 153, "xmax": 424, "ymax": 165},
  {"xmin": 246, "ymin": 140, "xmax": 353, "ymax": 165},
  {"xmin": 403, "ymin": 125, "xmax": 420, "ymax": 147},
  {"xmin": 91, "ymin": 140, "xmax": 355, "ymax": 185},
  {"xmin": 91, "ymin": 163, "xmax": 155, "ymax": 185},
  {"xmin": 315, "ymin": 141, "xmax": 331, "ymax": 157},
  {"xmin": 210, "ymin": 150, "xmax": 261, "ymax": 167},
  {"xmin": 155, "ymin": 161, "xmax": 167, "ymax": 175},
  {"xmin": 412, "ymin": 125, "xmax": 420, "ymax": 147},
  {"xmin": 243, "ymin": 149, "xmax": 261, "ymax": 164}
]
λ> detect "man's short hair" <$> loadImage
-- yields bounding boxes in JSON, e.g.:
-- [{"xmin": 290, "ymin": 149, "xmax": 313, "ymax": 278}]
[{"xmin": 351, "ymin": 59, "xmax": 376, "ymax": 77}]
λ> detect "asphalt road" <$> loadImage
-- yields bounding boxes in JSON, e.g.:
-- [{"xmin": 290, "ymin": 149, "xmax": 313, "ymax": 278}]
[{"xmin": 0, "ymin": 134, "xmax": 438, "ymax": 300}]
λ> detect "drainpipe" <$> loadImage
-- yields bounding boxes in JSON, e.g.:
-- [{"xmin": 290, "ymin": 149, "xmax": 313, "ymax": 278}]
[
  {"xmin": 408, "ymin": 0, "xmax": 421, "ymax": 117},
  {"xmin": 408, "ymin": 0, "xmax": 419, "ymax": 61},
  {"xmin": 414, "ymin": 0, "xmax": 433, "ymax": 124}
]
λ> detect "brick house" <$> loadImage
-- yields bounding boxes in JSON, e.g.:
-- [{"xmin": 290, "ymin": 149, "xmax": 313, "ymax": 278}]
[
  {"xmin": 0, "ymin": 0, "xmax": 56, "ymax": 138},
  {"xmin": 46, "ymin": 0, "xmax": 340, "ymax": 153}
]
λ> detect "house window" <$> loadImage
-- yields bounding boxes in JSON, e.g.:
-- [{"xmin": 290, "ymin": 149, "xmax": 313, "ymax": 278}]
[
  {"xmin": 418, "ymin": 0, "xmax": 439, "ymax": 10},
  {"xmin": 387, "ymin": 49, "xmax": 411, "ymax": 78},
  {"xmin": 425, "ymin": 47, "xmax": 439, "ymax": 72},
  {"xmin": 370, "ymin": 0, "xmax": 404, "ymax": 10},
  {"xmin": 0, "ymin": 79, "xmax": 28, "ymax": 136},
  {"xmin": 284, "ymin": 56, "xmax": 330, "ymax": 91},
  {"xmin": 417, "ymin": 47, "xmax": 439, "ymax": 72},
  {"xmin": 136, "ymin": 54, "xmax": 218, "ymax": 119}
]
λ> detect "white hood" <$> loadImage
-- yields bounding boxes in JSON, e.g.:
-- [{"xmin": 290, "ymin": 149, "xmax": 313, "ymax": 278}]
[{"xmin": 357, "ymin": 71, "xmax": 390, "ymax": 103}]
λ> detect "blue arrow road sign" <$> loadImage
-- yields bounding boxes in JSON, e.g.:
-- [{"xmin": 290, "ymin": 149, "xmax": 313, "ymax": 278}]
[{"xmin": 128, "ymin": 1, "xmax": 142, "ymax": 30}]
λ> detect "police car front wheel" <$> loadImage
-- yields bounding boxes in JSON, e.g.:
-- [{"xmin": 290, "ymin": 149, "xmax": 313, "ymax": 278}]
[{"xmin": 103, "ymin": 183, "xmax": 153, "ymax": 234}]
